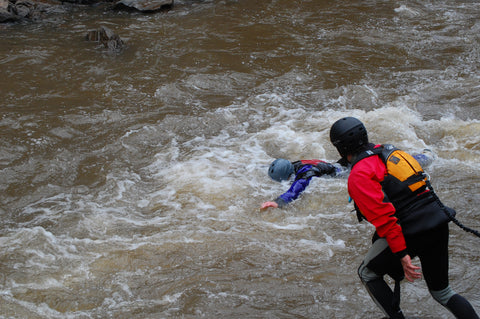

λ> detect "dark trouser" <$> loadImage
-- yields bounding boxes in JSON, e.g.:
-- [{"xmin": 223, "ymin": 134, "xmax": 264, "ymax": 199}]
[{"xmin": 358, "ymin": 224, "xmax": 479, "ymax": 319}]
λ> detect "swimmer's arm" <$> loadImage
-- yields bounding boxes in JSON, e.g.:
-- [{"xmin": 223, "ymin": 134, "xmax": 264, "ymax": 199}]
[{"xmin": 260, "ymin": 178, "xmax": 310, "ymax": 210}]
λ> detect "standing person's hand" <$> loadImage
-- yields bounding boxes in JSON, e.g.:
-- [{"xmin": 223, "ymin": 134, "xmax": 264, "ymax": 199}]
[
  {"xmin": 261, "ymin": 201, "xmax": 278, "ymax": 210},
  {"xmin": 400, "ymin": 255, "xmax": 422, "ymax": 282}
]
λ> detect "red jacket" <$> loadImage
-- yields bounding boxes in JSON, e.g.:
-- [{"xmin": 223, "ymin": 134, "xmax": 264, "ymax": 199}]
[{"xmin": 348, "ymin": 153, "xmax": 407, "ymax": 256}]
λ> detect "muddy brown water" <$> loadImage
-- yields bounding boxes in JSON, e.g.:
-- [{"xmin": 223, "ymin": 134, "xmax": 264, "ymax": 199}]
[{"xmin": 1, "ymin": 1, "xmax": 480, "ymax": 318}]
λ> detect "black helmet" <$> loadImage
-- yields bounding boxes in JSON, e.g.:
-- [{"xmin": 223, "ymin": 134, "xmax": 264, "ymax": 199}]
[{"xmin": 330, "ymin": 117, "xmax": 368, "ymax": 158}]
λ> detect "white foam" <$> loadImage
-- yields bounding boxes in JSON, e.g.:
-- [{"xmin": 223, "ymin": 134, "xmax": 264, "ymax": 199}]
[{"xmin": 394, "ymin": 5, "xmax": 421, "ymax": 17}]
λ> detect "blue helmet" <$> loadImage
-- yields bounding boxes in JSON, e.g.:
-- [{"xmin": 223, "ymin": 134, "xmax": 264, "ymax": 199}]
[{"xmin": 268, "ymin": 159, "xmax": 294, "ymax": 182}]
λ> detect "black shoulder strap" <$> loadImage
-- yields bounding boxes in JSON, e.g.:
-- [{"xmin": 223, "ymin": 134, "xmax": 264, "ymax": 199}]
[
  {"xmin": 294, "ymin": 165, "xmax": 324, "ymax": 181},
  {"xmin": 291, "ymin": 161, "xmax": 303, "ymax": 173},
  {"xmin": 350, "ymin": 144, "xmax": 399, "ymax": 168},
  {"xmin": 350, "ymin": 144, "xmax": 382, "ymax": 167}
]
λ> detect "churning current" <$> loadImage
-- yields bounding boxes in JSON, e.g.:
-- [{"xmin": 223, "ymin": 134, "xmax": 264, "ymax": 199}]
[{"xmin": 1, "ymin": 0, "xmax": 480, "ymax": 318}]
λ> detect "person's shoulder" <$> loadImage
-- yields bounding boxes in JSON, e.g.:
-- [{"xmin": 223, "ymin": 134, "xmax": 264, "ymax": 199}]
[{"xmin": 351, "ymin": 154, "xmax": 385, "ymax": 176}]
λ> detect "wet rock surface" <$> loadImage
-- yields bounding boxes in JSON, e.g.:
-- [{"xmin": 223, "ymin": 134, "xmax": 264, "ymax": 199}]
[
  {"xmin": 85, "ymin": 26, "xmax": 125, "ymax": 52},
  {"xmin": 0, "ymin": 0, "xmax": 173, "ymax": 22},
  {"xmin": 0, "ymin": 0, "xmax": 56, "ymax": 22},
  {"xmin": 114, "ymin": 0, "xmax": 173, "ymax": 12}
]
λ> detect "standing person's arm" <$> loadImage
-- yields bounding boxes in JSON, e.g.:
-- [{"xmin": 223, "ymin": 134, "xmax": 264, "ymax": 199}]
[
  {"xmin": 400, "ymin": 255, "xmax": 422, "ymax": 282},
  {"xmin": 349, "ymin": 156, "xmax": 421, "ymax": 279}
]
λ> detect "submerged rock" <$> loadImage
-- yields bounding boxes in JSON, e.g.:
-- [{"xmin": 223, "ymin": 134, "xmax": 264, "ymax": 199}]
[
  {"xmin": 114, "ymin": 0, "xmax": 173, "ymax": 12},
  {"xmin": 86, "ymin": 26, "xmax": 125, "ymax": 52}
]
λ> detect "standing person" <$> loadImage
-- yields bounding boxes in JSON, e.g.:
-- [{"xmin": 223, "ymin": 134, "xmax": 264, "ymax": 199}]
[{"xmin": 329, "ymin": 117, "xmax": 478, "ymax": 319}]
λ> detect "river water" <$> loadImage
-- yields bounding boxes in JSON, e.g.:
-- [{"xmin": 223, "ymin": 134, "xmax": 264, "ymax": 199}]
[{"xmin": 1, "ymin": 0, "xmax": 480, "ymax": 318}]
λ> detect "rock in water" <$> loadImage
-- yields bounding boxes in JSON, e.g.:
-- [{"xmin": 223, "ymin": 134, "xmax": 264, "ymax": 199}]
[
  {"xmin": 0, "ymin": 0, "xmax": 14, "ymax": 22},
  {"xmin": 114, "ymin": 0, "xmax": 173, "ymax": 12},
  {"xmin": 86, "ymin": 26, "xmax": 125, "ymax": 52},
  {"xmin": 0, "ymin": 0, "xmax": 50, "ymax": 22}
]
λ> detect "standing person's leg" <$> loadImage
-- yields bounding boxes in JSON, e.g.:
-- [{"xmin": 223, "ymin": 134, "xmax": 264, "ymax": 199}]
[
  {"xmin": 412, "ymin": 224, "xmax": 479, "ymax": 319},
  {"xmin": 358, "ymin": 238, "xmax": 405, "ymax": 319}
]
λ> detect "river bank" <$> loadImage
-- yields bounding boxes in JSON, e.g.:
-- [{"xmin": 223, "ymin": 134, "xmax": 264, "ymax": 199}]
[{"xmin": 0, "ymin": 0, "xmax": 173, "ymax": 23}]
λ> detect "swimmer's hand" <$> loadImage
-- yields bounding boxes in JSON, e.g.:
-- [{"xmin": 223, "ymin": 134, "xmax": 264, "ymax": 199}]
[{"xmin": 261, "ymin": 201, "xmax": 278, "ymax": 210}]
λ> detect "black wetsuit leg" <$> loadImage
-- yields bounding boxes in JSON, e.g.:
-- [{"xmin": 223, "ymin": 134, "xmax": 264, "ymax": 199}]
[
  {"xmin": 358, "ymin": 238, "xmax": 405, "ymax": 318},
  {"xmin": 406, "ymin": 224, "xmax": 449, "ymax": 291},
  {"xmin": 359, "ymin": 224, "xmax": 479, "ymax": 318},
  {"xmin": 407, "ymin": 224, "xmax": 479, "ymax": 319}
]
